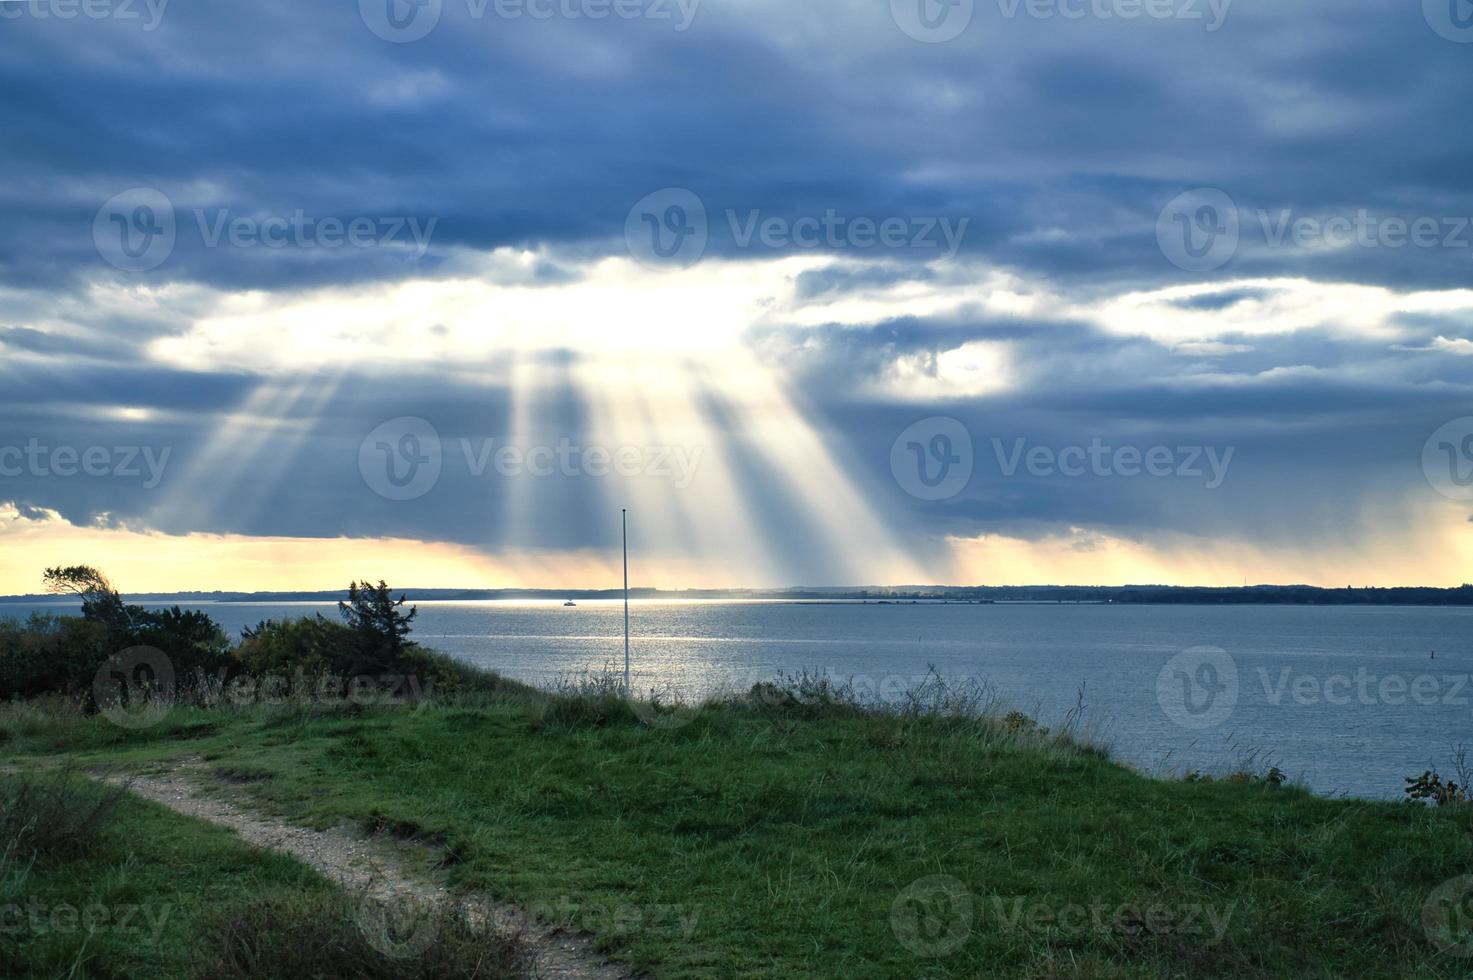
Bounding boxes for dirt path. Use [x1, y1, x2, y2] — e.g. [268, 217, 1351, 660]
[94, 768, 632, 980]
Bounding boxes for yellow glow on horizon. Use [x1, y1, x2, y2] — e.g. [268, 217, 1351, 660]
[5, 500, 1473, 595]
[946, 504, 1473, 589]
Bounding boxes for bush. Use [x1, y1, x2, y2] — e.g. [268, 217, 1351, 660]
[208, 892, 528, 979]
[236, 616, 361, 677]
[28, 565, 234, 697]
[409, 649, 538, 700]
[131, 606, 232, 676]
[0, 607, 234, 706]
[0, 772, 126, 861]
[744, 670, 867, 720]
[7, 568, 521, 712]
[1405, 769, 1468, 806]
[0, 614, 110, 700]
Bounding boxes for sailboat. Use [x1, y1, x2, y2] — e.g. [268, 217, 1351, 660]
[564, 599, 576, 607]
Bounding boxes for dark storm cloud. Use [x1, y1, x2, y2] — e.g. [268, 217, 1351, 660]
[758, 307, 1473, 548]
[3, 0, 1473, 572]
[1166, 288, 1284, 312]
[1, 0, 1470, 293]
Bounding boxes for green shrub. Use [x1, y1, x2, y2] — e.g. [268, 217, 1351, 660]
[0, 614, 110, 700]
[236, 616, 360, 677]
[0, 772, 126, 861]
[1406, 769, 1468, 806]
[207, 892, 528, 979]
[131, 606, 232, 675]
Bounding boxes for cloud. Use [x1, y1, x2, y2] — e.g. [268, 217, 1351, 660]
[1392, 336, 1473, 356]
[5, 1, 1473, 586]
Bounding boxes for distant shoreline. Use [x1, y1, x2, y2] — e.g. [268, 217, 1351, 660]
[3, 584, 1472, 606]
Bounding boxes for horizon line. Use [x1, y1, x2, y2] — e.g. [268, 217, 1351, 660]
[4, 582, 1472, 602]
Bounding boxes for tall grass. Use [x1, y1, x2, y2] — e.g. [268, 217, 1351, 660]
[209, 892, 528, 979]
[0, 771, 127, 861]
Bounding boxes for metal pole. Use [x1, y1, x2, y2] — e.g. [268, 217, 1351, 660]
[623, 508, 630, 696]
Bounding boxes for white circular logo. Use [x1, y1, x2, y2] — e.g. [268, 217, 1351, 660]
[1156, 646, 1238, 730]
[356, 894, 440, 959]
[360, 417, 442, 501]
[891, 417, 973, 501]
[94, 188, 176, 272]
[1422, 417, 1473, 501]
[890, 875, 973, 957]
[625, 188, 708, 269]
[1423, 875, 1473, 956]
[625, 687, 702, 731]
[359, 0, 442, 42]
[890, 0, 974, 43]
[1157, 188, 1239, 272]
[1424, 0, 1473, 42]
[92, 646, 174, 729]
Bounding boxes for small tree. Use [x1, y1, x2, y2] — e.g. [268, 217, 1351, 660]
[43, 565, 130, 630]
[338, 581, 418, 673]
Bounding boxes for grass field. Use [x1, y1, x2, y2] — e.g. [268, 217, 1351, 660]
[5, 671, 1473, 979]
[0, 766, 532, 979]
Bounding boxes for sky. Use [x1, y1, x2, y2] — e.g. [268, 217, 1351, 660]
[3, 0, 1473, 593]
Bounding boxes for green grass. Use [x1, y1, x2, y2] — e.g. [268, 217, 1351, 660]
[0, 768, 526, 979]
[0, 770, 335, 979]
[5, 681, 1473, 979]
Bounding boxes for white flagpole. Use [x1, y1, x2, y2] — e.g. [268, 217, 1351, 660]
[623, 508, 630, 696]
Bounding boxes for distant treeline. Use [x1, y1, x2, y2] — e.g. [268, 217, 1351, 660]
[8, 585, 1473, 606]
[965, 585, 1473, 606]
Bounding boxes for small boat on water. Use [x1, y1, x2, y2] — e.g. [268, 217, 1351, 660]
[564, 600, 576, 607]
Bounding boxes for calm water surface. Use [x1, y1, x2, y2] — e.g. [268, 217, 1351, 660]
[6, 599, 1469, 799]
